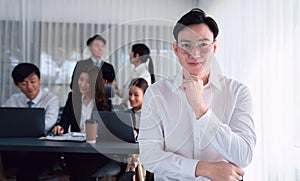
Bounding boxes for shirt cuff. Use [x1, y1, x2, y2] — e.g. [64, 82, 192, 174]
[181, 158, 199, 178]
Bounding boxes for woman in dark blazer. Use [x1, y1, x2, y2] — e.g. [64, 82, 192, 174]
[52, 66, 111, 134]
[51, 66, 112, 181]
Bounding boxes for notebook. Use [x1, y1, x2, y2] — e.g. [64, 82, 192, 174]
[39, 132, 86, 142]
[92, 111, 137, 143]
[0, 107, 45, 137]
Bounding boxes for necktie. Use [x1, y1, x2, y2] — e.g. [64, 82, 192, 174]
[94, 61, 102, 67]
[27, 101, 34, 108]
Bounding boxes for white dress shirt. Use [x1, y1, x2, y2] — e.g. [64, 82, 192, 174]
[120, 63, 151, 106]
[91, 57, 104, 67]
[79, 96, 95, 131]
[138, 60, 256, 181]
[2, 89, 60, 133]
[134, 109, 141, 130]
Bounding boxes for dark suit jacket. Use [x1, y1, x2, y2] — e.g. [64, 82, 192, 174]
[70, 58, 116, 89]
[58, 91, 112, 133]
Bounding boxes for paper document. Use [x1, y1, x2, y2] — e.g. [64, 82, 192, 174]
[39, 132, 86, 142]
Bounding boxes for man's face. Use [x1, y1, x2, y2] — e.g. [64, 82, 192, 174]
[129, 51, 140, 66]
[88, 39, 105, 60]
[16, 73, 40, 100]
[173, 23, 217, 78]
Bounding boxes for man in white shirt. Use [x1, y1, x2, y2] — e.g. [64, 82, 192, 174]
[2, 63, 59, 133]
[1, 63, 59, 180]
[138, 8, 256, 181]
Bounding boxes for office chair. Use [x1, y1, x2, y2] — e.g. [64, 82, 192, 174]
[112, 104, 126, 112]
[90, 85, 121, 180]
[91, 160, 121, 181]
[105, 85, 115, 99]
[125, 154, 145, 181]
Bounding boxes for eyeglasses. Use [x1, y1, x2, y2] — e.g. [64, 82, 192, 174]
[177, 40, 214, 54]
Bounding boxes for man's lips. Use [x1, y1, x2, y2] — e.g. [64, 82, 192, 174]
[188, 62, 201, 66]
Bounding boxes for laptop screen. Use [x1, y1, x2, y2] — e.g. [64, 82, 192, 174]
[0, 107, 45, 137]
[92, 111, 137, 143]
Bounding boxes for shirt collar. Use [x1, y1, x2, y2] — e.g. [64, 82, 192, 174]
[133, 63, 147, 73]
[81, 95, 95, 105]
[173, 56, 222, 91]
[91, 57, 104, 64]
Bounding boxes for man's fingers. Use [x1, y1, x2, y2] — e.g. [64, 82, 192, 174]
[234, 166, 244, 181]
[235, 167, 245, 176]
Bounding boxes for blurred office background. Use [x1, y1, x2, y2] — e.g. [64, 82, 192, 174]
[0, 0, 300, 180]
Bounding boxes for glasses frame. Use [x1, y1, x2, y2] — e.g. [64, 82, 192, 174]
[177, 39, 214, 54]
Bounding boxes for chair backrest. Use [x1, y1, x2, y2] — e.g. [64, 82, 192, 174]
[56, 107, 64, 123]
[104, 85, 115, 98]
[112, 104, 126, 112]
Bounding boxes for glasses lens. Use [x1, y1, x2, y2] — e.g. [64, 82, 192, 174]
[177, 42, 192, 54]
[197, 40, 212, 53]
[177, 40, 213, 54]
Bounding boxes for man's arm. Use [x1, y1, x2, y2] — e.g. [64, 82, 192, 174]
[138, 87, 199, 179]
[195, 85, 256, 168]
[44, 94, 60, 133]
[195, 161, 244, 180]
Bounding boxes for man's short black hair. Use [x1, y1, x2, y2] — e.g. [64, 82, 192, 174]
[173, 8, 219, 42]
[86, 34, 106, 46]
[11, 63, 40, 84]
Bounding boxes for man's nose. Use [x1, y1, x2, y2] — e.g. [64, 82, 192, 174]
[189, 45, 201, 59]
[26, 83, 33, 90]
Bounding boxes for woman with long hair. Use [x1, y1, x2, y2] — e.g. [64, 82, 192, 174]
[52, 66, 110, 134]
[51, 66, 112, 181]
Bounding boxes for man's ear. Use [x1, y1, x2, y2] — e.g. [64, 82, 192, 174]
[134, 53, 140, 58]
[173, 42, 179, 56]
[213, 39, 217, 54]
[14, 82, 19, 88]
[87, 46, 92, 52]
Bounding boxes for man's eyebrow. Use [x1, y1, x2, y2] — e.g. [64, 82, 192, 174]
[29, 76, 36, 80]
[28, 73, 37, 79]
[198, 38, 212, 41]
[178, 40, 192, 43]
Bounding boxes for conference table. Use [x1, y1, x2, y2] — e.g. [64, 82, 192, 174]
[0, 137, 139, 161]
[0, 137, 140, 179]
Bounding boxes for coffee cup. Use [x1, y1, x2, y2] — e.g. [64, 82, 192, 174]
[85, 119, 98, 144]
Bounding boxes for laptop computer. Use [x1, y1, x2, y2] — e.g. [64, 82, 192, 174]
[92, 111, 137, 143]
[0, 107, 45, 137]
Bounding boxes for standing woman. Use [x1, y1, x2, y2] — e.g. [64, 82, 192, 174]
[119, 43, 155, 107]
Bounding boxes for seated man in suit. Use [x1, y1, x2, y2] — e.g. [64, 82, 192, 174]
[70, 34, 116, 90]
[1, 63, 59, 181]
